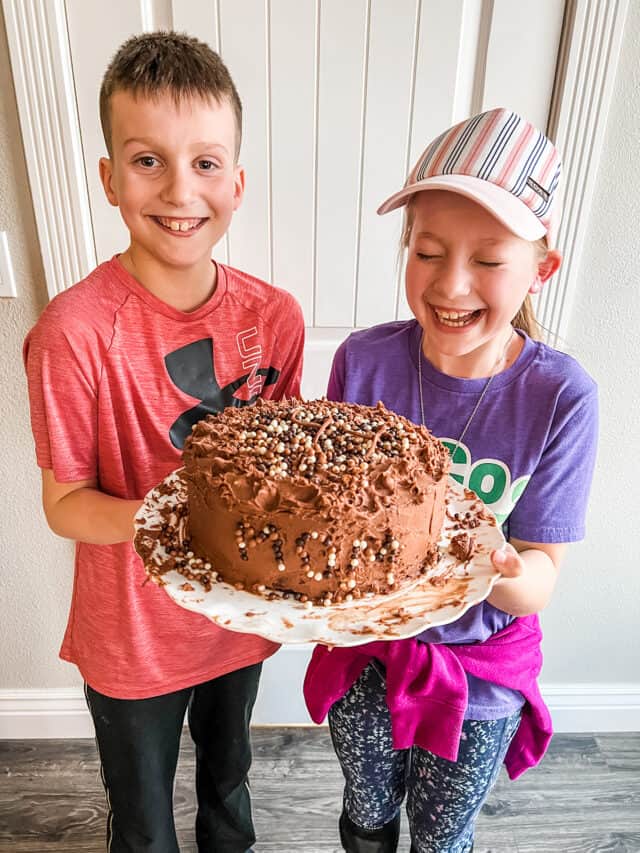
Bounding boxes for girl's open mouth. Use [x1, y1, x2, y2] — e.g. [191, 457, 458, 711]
[432, 307, 483, 328]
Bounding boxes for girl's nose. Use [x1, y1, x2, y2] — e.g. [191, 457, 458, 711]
[433, 260, 472, 300]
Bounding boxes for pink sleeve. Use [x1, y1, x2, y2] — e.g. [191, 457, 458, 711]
[23, 317, 100, 482]
[273, 294, 305, 399]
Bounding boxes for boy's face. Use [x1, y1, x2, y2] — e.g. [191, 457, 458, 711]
[99, 90, 244, 275]
[405, 191, 560, 373]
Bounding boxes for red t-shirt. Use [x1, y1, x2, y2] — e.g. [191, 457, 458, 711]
[24, 257, 304, 698]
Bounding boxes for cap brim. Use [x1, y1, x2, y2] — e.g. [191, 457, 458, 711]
[377, 174, 546, 241]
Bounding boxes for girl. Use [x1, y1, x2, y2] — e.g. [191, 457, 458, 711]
[304, 108, 598, 853]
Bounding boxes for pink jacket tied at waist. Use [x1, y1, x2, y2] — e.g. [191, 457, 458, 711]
[303, 615, 552, 780]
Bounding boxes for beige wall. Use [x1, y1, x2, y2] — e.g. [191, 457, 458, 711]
[0, 1, 638, 700]
[540, 0, 640, 683]
[0, 7, 78, 689]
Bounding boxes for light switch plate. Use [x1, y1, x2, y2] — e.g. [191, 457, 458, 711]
[0, 231, 18, 297]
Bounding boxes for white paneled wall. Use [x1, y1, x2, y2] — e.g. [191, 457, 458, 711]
[64, 0, 563, 347]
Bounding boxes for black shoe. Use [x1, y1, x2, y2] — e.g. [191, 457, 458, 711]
[339, 810, 400, 853]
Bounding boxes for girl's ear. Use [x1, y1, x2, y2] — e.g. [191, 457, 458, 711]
[530, 249, 562, 294]
[538, 249, 562, 282]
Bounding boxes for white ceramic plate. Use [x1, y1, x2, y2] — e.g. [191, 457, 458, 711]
[134, 470, 503, 646]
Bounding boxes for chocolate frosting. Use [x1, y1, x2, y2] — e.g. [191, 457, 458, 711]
[183, 399, 451, 605]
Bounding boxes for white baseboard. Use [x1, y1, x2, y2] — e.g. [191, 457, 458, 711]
[2, 649, 639, 739]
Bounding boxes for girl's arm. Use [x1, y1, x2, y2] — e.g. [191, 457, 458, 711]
[486, 539, 567, 616]
[41, 469, 142, 545]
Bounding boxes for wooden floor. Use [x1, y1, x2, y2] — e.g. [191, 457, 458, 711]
[1, 728, 639, 852]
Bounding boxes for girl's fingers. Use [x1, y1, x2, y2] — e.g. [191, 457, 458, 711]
[491, 546, 524, 578]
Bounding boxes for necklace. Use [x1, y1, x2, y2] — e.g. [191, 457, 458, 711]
[417, 327, 514, 460]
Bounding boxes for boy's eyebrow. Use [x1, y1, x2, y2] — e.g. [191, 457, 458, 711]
[121, 137, 230, 152]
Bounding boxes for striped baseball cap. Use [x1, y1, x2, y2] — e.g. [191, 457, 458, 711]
[377, 107, 562, 245]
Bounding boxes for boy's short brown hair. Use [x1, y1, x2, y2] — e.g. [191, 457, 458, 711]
[99, 31, 242, 159]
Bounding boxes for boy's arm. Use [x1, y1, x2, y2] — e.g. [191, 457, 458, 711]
[42, 469, 142, 545]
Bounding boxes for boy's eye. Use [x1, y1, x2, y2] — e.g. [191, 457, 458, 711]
[136, 156, 159, 168]
[197, 159, 218, 171]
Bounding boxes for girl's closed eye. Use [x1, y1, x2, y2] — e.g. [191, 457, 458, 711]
[476, 259, 504, 267]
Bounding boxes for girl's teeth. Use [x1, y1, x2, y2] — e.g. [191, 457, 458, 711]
[434, 309, 477, 327]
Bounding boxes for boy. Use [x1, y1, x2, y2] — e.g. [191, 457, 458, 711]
[23, 31, 304, 853]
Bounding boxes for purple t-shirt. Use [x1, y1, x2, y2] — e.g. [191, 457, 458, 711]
[327, 319, 598, 719]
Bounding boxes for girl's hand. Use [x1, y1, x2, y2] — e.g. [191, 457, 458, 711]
[490, 543, 525, 578]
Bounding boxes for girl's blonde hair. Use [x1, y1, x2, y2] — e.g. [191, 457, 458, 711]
[401, 200, 548, 340]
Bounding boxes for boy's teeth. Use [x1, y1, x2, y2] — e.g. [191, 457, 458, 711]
[158, 217, 201, 232]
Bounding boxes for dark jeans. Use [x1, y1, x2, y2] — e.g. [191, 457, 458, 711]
[85, 662, 262, 853]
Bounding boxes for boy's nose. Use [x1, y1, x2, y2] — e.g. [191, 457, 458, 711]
[159, 166, 195, 207]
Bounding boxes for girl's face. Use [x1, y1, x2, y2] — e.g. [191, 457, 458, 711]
[405, 190, 559, 377]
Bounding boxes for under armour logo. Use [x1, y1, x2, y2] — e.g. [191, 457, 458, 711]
[165, 338, 280, 448]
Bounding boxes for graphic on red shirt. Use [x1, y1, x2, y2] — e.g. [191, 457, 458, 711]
[165, 336, 280, 448]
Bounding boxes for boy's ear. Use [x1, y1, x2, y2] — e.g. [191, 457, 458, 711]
[530, 249, 562, 293]
[232, 165, 245, 211]
[99, 157, 119, 207]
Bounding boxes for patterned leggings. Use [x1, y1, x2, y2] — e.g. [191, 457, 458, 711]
[328, 663, 521, 853]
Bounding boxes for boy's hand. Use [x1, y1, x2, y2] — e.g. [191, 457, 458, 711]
[490, 543, 525, 578]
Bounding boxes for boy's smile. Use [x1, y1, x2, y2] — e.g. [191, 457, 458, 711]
[99, 90, 244, 307]
[405, 191, 560, 377]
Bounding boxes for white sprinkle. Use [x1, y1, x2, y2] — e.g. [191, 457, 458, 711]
[314, 572, 323, 581]
[277, 562, 286, 572]
[347, 579, 357, 589]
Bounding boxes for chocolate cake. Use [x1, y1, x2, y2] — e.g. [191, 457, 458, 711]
[181, 399, 451, 606]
